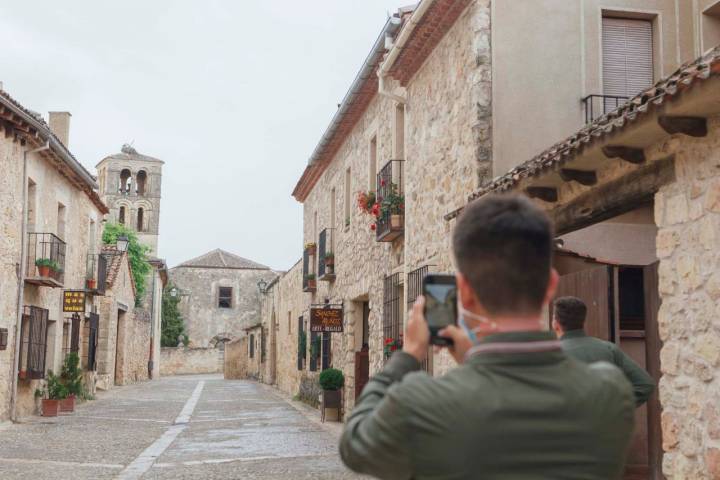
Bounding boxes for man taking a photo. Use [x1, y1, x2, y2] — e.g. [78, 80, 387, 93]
[553, 296, 655, 406]
[339, 194, 635, 479]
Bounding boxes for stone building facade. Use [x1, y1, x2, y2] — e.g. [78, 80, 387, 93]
[96, 145, 163, 256]
[0, 89, 109, 420]
[166, 249, 277, 373]
[251, 1, 720, 478]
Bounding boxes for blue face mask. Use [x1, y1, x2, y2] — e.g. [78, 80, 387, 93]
[456, 288, 496, 345]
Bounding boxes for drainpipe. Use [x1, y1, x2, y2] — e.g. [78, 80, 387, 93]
[10, 141, 50, 422]
[377, 0, 436, 104]
[148, 269, 157, 379]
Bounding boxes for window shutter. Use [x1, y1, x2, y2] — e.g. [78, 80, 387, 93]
[602, 18, 653, 98]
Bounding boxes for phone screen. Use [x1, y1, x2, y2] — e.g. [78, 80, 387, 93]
[424, 282, 457, 329]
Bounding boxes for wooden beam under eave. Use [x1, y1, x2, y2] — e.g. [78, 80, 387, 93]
[526, 186, 558, 203]
[602, 146, 646, 164]
[658, 115, 707, 137]
[559, 169, 598, 186]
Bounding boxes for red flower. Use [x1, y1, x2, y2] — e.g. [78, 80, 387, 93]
[385, 338, 393, 345]
[380, 179, 386, 187]
[370, 223, 377, 231]
[371, 203, 380, 217]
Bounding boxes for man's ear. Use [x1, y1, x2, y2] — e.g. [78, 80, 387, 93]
[456, 272, 478, 311]
[544, 269, 560, 306]
[551, 318, 562, 337]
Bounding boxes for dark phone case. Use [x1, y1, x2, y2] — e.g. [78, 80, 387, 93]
[423, 274, 457, 346]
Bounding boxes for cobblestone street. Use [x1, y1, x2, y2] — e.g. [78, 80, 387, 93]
[0, 375, 363, 479]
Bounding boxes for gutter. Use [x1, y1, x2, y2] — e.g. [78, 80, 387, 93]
[304, 14, 403, 168]
[0, 96, 98, 190]
[377, 0, 437, 103]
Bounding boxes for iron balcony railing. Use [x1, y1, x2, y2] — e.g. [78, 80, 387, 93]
[26, 233, 66, 287]
[382, 273, 403, 362]
[376, 159, 404, 242]
[318, 228, 335, 281]
[85, 253, 108, 295]
[582, 94, 629, 124]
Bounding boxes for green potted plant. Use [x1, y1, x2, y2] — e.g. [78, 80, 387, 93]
[35, 258, 53, 277]
[305, 273, 317, 290]
[304, 242, 317, 256]
[59, 352, 83, 413]
[319, 368, 344, 422]
[380, 183, 405, 230]
[324, 252, 335, 267]
[41, 371, 68, 417]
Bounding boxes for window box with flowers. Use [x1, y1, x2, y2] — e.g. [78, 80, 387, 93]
[303, 273, 317, 292]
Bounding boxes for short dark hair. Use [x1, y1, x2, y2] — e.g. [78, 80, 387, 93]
[554, 296, 587, 331]
[452, 194, 553, 316]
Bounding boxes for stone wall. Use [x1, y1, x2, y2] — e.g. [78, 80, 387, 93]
[160, 346, 222, 376]
[224, 338, 248, 379]
[169, 266, 276, 348]
[1, 138, 105, 419]
[653, 117, 720, 478]
[114, 308, 151, 385]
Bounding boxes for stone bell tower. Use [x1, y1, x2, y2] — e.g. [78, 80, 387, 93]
[96, 144, 164, 255]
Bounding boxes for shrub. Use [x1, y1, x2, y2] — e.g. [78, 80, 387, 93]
[46, 371, 68, 400]
[319, 368, 344, 391]
[60, 352, 83, 397]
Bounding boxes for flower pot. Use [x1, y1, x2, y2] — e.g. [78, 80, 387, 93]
[307, 279, 317, 289]
[42, 399, 60, 417]
[325, 258, 335, 267]
[59, 394, 75, 413]
[38, 265, 51, 277]
[86, 279, 96, 290]
[391, 214, 404, 229]
[18, 370, 27, 380]
[321, 389, 342, 422]
[306, 245, 316, 256]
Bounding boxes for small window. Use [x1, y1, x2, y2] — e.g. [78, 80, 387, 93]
[57, 203, 66, 240]
[344, 167, 351, 227]
[0, 328, 8, 350]
[368, 136, 377, 190]
[137, 207, 144, 232]
[119, 169, 132, 193]
[118, 206, 126, 225]
[394, 104, 405, 160]
[136, 170, 147, 196]
[218, 287, 233, 308]
[249, 334, 255, 358]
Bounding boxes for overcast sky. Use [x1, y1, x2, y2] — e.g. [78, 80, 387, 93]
[0, 1, 403, 270]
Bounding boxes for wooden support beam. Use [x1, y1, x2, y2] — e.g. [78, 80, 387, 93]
[551, 155, 675, 235]
[602, 146, 646, 164]
[658, 115, 707, 137]
[559, 169, 598, 186]
[526, 186, 558, 203]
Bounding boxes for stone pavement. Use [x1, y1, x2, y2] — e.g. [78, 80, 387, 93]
[0, 374, 367, 479]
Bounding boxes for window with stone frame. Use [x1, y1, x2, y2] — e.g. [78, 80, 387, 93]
[249, 334, 255, 358]
[218, 287, 233, 309]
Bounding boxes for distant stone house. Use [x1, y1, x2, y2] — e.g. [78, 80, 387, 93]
[167, 249, 277, 375]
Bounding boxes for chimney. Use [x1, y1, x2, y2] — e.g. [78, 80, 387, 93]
[48, 111, 71, 148]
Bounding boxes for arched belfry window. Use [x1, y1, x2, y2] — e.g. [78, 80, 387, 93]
[136, 170, 147, 196]
[119, 169, 132, 193]
[119, 206, 126, 224]
[137, 207, 144, 232]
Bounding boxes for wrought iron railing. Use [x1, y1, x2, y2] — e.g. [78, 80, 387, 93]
[318, 228, 335, 280]
[407, 265, 434, 373]
[382, 273, 403, 362]
[26, 233, 66, 286]
[582, 94, 629, 124]
[376, 160, 404, 242]
[85, 253, 108, 295]
[302, 247, 316, 292]
[18, 305, 49, 380]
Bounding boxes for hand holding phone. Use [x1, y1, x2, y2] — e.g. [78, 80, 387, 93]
[422, 274, 458, 346]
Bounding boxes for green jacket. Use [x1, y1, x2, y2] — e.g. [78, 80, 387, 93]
[340, 331, 635, 480]
[560, 329, 655, 407]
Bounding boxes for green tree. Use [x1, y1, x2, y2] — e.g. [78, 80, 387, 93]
[102, 223, 151, 305]
[161, 283, 187, 347]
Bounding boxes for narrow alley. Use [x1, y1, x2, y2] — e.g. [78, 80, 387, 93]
[0, 375, 362, 480]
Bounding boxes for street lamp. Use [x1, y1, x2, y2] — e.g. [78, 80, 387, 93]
[257, 278, 268, 294]
[116, 235, 129, 253]
[169, 287, 178, 298]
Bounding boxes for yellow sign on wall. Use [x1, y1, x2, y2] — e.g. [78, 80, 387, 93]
[63, 290, 86, 313]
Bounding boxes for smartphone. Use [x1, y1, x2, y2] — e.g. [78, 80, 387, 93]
[422, 274, 458, 346]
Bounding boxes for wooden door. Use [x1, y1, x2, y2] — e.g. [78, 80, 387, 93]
[555, 265, 613, 340]
[354, 348, 369, 399]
